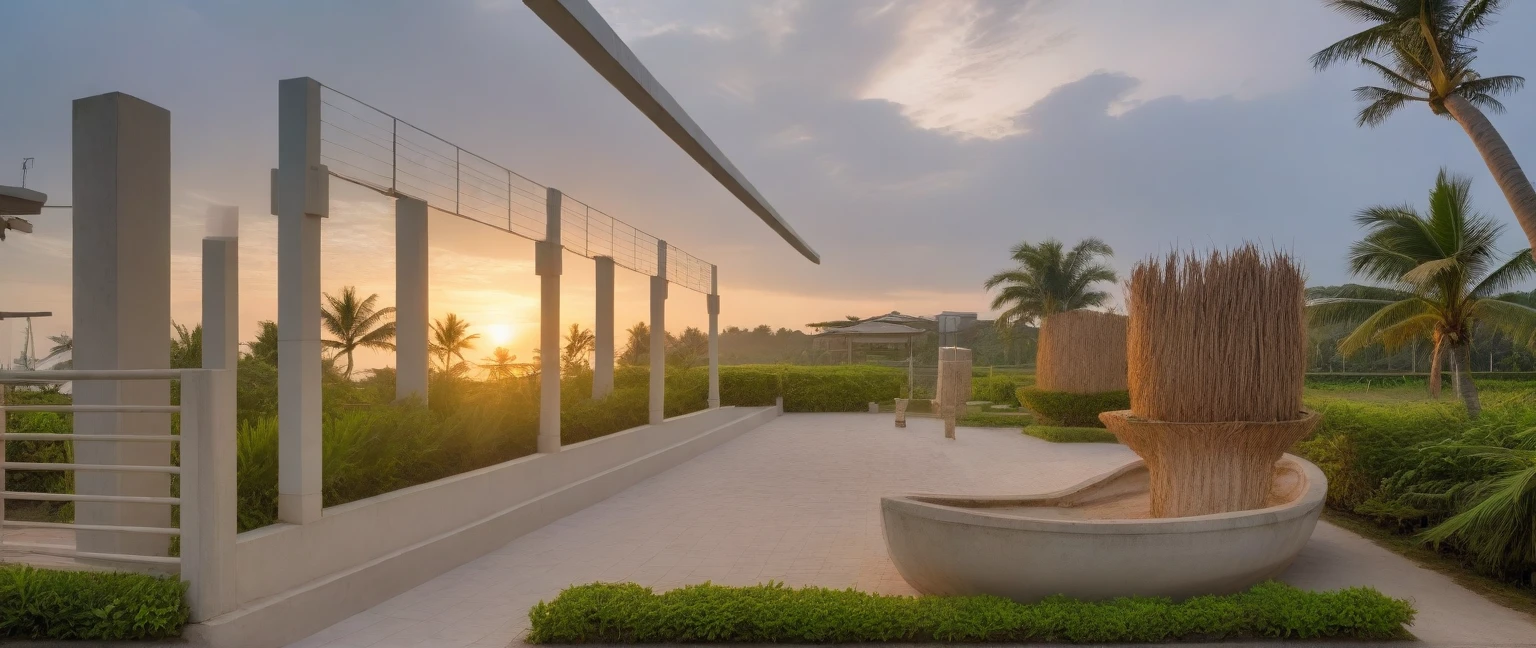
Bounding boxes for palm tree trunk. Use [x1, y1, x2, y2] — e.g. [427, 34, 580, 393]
[1443, 95, 1536, 260]
[1428, 337, 1445, 399]
[1450, 342, 1482, 419]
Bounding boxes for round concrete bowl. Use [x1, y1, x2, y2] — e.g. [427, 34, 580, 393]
[880, 454, 1326, 602]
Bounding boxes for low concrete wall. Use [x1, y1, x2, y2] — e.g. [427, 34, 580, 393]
[190, 405, 776, 648]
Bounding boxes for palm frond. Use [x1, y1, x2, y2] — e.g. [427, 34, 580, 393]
[1336, 297, 1435, 356]
[1353, 86, 1423, 127]
[1471, 250, 1536, 297]
[1360, 58, 1432, 93]
[1451, 0, 1504, 37]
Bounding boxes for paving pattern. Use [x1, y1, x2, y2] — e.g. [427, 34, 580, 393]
[285, 413, 1536, 648]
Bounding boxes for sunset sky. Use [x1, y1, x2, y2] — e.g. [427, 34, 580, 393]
[4, 0, 1536, 371]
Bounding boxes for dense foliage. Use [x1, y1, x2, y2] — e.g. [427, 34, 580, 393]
[0, 566, 187, 640]
[1016, 389, 1130, 427]
[526, 581, 1414, 644]
[1024, 425, 1119, 444]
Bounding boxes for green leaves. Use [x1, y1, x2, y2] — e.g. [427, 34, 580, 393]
[0, 566, 187, 640]
[525, 581, 1416, 644]
[1017, 388, 1129, 427]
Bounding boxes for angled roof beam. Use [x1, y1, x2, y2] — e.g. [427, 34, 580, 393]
[524, 0, 821, 264]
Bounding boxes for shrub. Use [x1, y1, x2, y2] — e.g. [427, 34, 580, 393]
[0, 566, 187, 640]
[971, 375, 1022, 406]
[525, 581, 1414, 644]
[1025, 425, 1119, 444]
[957, 411, 1033, 428]
[1017, 388, 1129, 428]
[1295, 399, 1467, 511]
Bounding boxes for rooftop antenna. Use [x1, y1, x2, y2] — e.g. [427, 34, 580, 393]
[21, 158, 33, 188]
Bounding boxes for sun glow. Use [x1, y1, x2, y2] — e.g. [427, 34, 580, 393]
[487, 323, 515, 346]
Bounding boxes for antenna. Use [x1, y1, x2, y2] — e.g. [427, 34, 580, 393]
[20, 158, 34, 188]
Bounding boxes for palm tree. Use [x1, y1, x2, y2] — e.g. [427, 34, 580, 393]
[562, 323, 595, 374]
[479, 347, 523, 380]
[321, 286, 396, 380]
[430, 313, 480, 374]
[619, 321, 650, 366]
[1308, 170, 1536, 418]
[984, 238, 1117, 331]
[246, 320, 279, 365]
[42, 333, 71, 369]
[1313, 0, 1536, 256]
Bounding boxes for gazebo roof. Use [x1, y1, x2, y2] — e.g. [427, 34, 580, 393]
[814, 321, 924, 337]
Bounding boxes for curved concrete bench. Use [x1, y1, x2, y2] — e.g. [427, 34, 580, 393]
[881, 454, 1326, 602]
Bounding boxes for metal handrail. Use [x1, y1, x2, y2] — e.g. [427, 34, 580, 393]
[2, 462, 180, 475]
[2, 404, 180, 413]
[0, 433, 179, 443]
[0, 369, 184, 382]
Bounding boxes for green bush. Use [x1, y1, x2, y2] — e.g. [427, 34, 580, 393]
[957, 411, 1033, 428]
[525, 581, 1414, 643]
[0, 566, 187, 640]
[1017, 389, 1130, 428]
[1024, 425, 1119, 444]
[1295, 400, 1468, 511]
[971, 375, 1023, 406]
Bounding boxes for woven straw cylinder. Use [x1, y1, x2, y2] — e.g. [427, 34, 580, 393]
[1100, 410, 1319, 517]
[1035, 310, 1127, 394]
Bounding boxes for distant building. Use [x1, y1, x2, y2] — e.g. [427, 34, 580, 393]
[937, 311, 978, 348]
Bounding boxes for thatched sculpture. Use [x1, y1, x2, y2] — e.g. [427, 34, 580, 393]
[1099, 246, 1317, 518]
[935, 347, 973, 439]
[1036, 310, 1128, 394]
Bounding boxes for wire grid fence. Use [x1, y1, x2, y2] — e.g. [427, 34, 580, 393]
[317, 83, 713, 293]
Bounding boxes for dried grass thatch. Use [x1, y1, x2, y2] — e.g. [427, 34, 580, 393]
[1126, 245, 1307, 423]
[1035, 310, 1128, 394]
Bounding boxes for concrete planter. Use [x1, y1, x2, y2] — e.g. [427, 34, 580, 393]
[880, 454, 1325, 602]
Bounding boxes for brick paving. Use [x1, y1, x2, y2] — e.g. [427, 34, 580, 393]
[285, 413, 1536, 648]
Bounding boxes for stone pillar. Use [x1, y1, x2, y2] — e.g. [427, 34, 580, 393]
[180, 368, 237, 622]
[537, 188, 563, 453]
[593, 255, 615, 399]
[395, 195, 429, 403]
[72, 91, 172, 556]
[273, 77, 328, 524]
[936, 347, 973, 440]
[649, 240, 667, 424]
[202, 206, 239, 371]
[707, 265, 720, 409]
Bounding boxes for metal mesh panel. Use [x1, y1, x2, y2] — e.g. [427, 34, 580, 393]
[316, 82, 712, 291]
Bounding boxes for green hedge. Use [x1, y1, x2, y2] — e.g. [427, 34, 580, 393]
[714, 365, 906, 412]
[526, 581, 1414, 643]
[971, 375, 1024, 406]
[1024, 425, 1119, 444]
[0, 566, 187, 640]
[1017, 388, 1130, 427]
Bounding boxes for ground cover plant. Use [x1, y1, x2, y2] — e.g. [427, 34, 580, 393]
[525, 581, 1415, 644]
[0, 566, 188, 640]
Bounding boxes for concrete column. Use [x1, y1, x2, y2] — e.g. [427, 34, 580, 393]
[395, 196, 429, 403]
[593, 255, 615, 399]
[649, 240, 668, 425]
[72, 91, 172, 556]
[180, 369, 237, 622]
[707, 265, 720, 409]
[202, 206, 238, 371]
[537, 188, 563, 453]
[273, 77, 328, 524]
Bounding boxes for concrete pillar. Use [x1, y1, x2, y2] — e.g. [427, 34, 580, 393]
[72, 91, 172, 556]
[395, 195, 429, 403]
[537, 188, 563, 453]
[707, 265, 720, 409]
[650, 241, 668, 424]
[180, 368, 237, 622]
[202, 206, 239, 371]
[593, 255, 615, 399]
[273, 77, 328, 524]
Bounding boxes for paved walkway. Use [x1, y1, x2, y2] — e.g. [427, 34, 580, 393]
[286, 414, 1536, 648]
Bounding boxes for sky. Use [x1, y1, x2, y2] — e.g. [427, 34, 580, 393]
[3, 0, 1536, 371]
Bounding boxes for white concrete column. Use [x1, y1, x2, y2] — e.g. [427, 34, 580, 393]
[72, 91, 172, 556]
[202, 206, 239, 371]
[537, 188, 563, 453]
[649, 240, 668, 424]
[273, 77, 328, 524]
[707, 265, 720, 409]
[180, 368, 237, 622]
[395, 195, 429, 403]
[593, 255, 615, 399]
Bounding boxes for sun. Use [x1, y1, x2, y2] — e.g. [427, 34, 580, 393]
[486, 323, 515, 347]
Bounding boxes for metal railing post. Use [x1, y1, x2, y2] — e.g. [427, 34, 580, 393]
[180, 369, 237, 622]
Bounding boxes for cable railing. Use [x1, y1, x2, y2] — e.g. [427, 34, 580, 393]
[317, 83, 715, 293]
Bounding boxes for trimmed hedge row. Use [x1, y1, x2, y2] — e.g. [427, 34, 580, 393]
[526, 581, 1415, 643]
[1024, 425, 1120, 444]
[0, 566, 187, 640]
[1017, 388, 1130, 427]
[714, 365, 907, 412]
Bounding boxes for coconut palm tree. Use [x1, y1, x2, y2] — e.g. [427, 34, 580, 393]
[42, 333, 71, 369]
[321, 286, 396, 380]
[479, 347, 524, 380]
[561, 323, 595, 374]
[1313, 0, 1536, 256]
[246, 320, 279, 365]
[984, 238, 1116, 331]
[1308, 170, 1536, 418]
[429, 313, 479, 375]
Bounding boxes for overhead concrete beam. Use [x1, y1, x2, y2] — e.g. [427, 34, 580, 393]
[523, 0, 821, 265]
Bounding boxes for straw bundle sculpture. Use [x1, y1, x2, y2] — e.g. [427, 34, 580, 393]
[1125, 245, 1307, 423]
[1102, 245, 1318, 518]
[1035, 310, 1128, 394]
